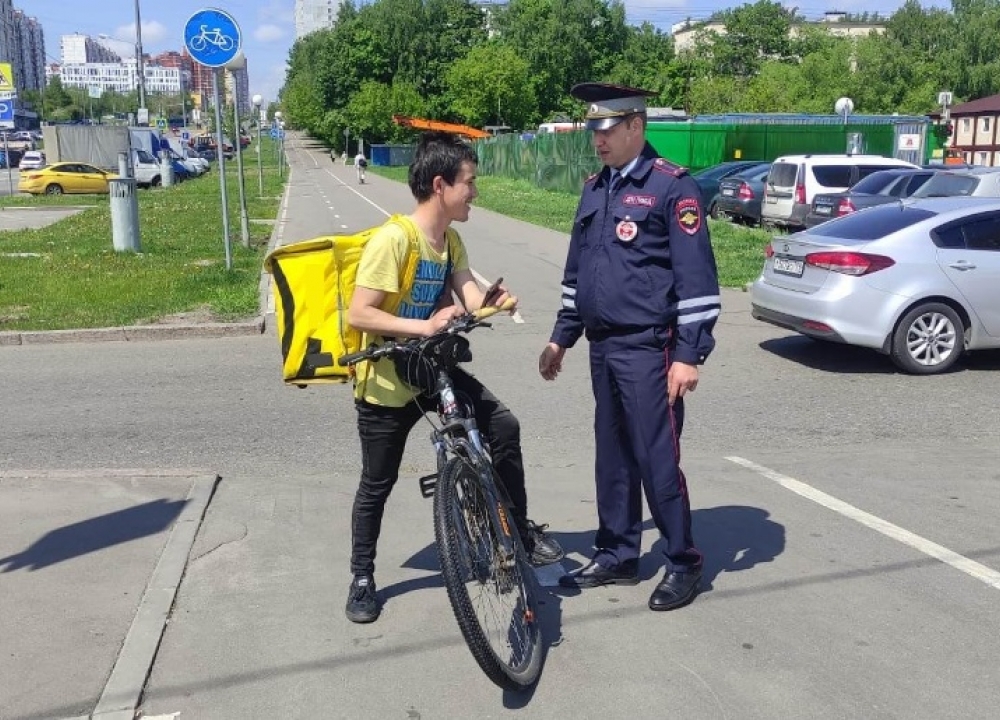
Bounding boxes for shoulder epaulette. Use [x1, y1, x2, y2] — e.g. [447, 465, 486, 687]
[652, 157, 687, 177]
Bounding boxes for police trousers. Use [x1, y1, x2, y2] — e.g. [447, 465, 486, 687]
[349, 368, 528, 576]
[587, 327, 701, 573]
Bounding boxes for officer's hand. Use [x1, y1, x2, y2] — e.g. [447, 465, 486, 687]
[422, 305, 465, 336]
[667, 361, 699, 405]
[539, 343, 566, 381]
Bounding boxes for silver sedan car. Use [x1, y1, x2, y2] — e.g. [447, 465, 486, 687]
[750, 197, 1000, 374]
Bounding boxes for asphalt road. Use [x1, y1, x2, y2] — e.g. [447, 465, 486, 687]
[2, 132, 999, 720]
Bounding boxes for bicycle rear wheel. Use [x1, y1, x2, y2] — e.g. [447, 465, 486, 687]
[433, 456, 543, 690]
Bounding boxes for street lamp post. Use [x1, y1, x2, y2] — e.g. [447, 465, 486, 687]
[134, 0, 147, 112]
[225, 52, 250, 248]
[252, 93, 263, 196]
[274, 111, 284, 177]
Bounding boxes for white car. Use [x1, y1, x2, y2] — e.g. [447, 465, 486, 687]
[18, 151, 46, 171]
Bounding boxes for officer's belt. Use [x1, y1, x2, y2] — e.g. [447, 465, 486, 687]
[585, 325, 673, 342]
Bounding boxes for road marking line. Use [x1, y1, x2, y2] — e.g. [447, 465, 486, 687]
[726, 456, 1000, 591]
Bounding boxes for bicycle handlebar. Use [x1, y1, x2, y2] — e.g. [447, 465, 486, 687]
[338, 297, 517, 367]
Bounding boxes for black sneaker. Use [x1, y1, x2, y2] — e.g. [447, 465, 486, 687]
[524, 520, 565, 567]
[345, 575, 380, 624]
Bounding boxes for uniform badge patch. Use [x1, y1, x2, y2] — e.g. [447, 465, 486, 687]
[616, 220, 638, 242]
[623, 193, 656, 208]
[676, 197, 702, 235]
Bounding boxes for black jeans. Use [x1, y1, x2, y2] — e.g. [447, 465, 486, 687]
[350, 368, 529, 576]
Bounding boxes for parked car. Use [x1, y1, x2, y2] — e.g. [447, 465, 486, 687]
[750, 197, 1000, 374]
[18, 151, 46, 171]
[803, 168, 936, 228]
[692, 161, 770, 217]
[910, 167, 1000, 199]
[18, 162, 118, 195]
[761, 154, 919, 232]
[715, 163, 772, 226]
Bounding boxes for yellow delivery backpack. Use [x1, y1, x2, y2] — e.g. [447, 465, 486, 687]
[263, 215, 422, 385]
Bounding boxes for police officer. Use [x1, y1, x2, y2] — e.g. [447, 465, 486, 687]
[538, 83, 720, 611]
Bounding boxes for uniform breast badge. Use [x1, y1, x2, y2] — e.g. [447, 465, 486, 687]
[616, 219, 638, 242]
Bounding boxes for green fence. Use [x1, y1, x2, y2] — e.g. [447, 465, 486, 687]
[477, 121, 933, 195]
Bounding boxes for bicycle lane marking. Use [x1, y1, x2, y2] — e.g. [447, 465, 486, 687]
[726, 456, 1000, 591]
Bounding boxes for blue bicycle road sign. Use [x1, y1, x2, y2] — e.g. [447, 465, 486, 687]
[184, 8, 242, 67]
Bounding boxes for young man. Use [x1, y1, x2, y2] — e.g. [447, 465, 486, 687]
[539, 83, 720, 612]
[345, 132, 563, 624]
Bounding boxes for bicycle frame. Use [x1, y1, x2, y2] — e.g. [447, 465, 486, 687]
[423, 367, 520, 568]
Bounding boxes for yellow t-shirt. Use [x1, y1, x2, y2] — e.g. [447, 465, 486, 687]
[353, 221, 470, 407]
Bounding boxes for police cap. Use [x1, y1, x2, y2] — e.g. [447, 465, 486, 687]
[571, 82, 656, 131]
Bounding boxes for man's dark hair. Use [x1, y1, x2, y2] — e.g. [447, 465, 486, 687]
[408, 132, 478, 202]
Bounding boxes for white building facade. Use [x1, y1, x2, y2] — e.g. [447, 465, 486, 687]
[49, 60, 182, 95]
[61, 33, 121, 65]
[295, 0, 338, 38]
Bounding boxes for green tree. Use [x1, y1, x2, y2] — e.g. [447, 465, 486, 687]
[445, 43, 536, 128]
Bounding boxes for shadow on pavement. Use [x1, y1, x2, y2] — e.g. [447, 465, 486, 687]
[549, 504, 786, 590]
[0, 497, 188, 573]
[758, 336, 898, 374]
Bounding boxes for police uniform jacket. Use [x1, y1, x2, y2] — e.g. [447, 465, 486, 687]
[550, 142, 721, 365]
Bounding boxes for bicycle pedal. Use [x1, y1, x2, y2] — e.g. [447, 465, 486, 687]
[418, 473, 437, 498]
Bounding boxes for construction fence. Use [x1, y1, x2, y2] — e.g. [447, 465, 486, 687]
[475, 118, 935, 195]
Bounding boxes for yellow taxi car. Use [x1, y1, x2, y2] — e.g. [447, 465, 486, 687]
[18, 162, 118, 195]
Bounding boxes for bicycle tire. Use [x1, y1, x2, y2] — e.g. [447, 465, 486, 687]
[190, 36, 206, 52]
[433, 456, 543, 690]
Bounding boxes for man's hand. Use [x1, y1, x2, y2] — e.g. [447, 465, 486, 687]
[422, 305, 465, 336]
[482, 283, 518, 315]
[539, 343, 566, 381]
[667, 361, 699, 405]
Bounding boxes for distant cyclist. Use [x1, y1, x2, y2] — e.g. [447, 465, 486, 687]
[354, 151, 368, 183]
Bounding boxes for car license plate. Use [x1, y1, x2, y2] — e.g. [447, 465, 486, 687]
[722, 188, 735, 196]
[816, 205, 831, 215]
[773, 257, 804, 277]
[765, 195, 777, 204]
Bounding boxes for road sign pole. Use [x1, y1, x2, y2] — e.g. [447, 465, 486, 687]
[212, 69, 232, 270]
[184, 6, 242, 271]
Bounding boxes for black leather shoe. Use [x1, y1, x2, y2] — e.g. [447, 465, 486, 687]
[558, 559, 639, 589]
[648, 569, 701, 611]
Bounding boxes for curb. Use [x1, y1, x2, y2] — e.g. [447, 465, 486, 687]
[0, 318, 266, 346]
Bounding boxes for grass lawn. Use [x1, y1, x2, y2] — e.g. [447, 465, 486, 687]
[0, 142, 284, 332]
[372, 165, 769, 288]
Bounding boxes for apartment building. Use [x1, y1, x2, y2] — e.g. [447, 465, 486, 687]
[672, 11, 886, 53]
[49, 60, 182, 95]
[295, 0, 339, 38]
[61, 33, 121, 64]
[12, 10, 45, 91]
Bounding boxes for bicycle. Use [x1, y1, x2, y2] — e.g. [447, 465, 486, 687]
[190, 25, 236, 53]
[338, 299, 544, 691]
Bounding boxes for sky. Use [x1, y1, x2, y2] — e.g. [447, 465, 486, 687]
[21, 0, 950, 107]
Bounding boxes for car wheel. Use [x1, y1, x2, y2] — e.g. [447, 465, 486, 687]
[45, 183, 63, 195]
[151, 176, 161, 187]
[709, 201, 721, 220]
[890, 302, 964, 375]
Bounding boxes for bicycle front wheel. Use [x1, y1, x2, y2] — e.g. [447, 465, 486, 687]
[433, 456, 543, 690]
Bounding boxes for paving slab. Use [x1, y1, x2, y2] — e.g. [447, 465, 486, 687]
[0, 471, 216, 720]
